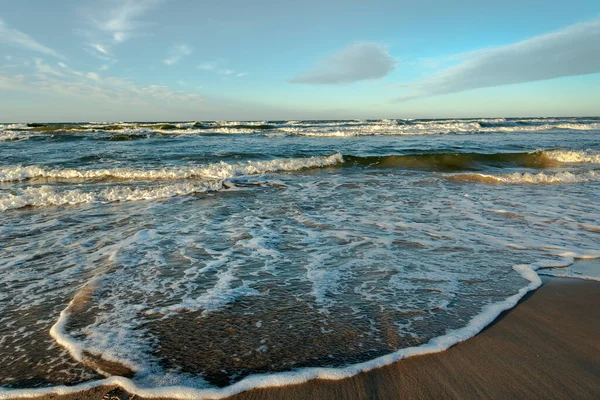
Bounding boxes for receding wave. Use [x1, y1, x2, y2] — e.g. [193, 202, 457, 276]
[448, 170, 600, 184]
[0, 154, 343, 183]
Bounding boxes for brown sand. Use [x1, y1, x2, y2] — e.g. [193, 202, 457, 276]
[14, 277, 600, 400]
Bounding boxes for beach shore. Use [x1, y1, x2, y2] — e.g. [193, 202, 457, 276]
[13, 277, 600, 400]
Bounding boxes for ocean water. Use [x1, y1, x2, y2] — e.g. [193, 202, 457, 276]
[0, 117, 599, 398]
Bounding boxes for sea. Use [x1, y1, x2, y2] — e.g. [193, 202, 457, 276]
[0, 117, 599, 398]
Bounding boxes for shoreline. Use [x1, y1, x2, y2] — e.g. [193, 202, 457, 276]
[4, 276, 599, 400]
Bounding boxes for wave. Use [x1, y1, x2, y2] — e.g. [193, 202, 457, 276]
[0, 182, 222, 212]
[344, 151, 549, 171]
[447, 170, 600, 184]
[280, 119, 600, 137]
[2, 150, 598, 186]
[542, 149, 600, 163]
[0, 154, 342, 211]
[343, 149, 599, 171]
[2, 118, 599, 139]
[0, 154, 343, 183]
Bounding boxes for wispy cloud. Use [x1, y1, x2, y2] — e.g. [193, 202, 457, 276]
[290, 42, 395, 85]
[91, 0, 165, 43]
[0, 19, 64, 59]
[34, 59, 66, 77]
[2, 58, 203, 106]
[197, 62, 217, 71]
[80, 0, 165, 63]
[196, 61, 247, 77]
[395, 18, 600, 101]
[93, 43, 111, 56]
[163, 44, 192, 66]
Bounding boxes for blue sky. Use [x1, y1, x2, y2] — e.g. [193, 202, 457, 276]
[1, 0, 599, 121]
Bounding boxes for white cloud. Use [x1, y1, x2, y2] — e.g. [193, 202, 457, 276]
[395, 18, 600, 101]
[93, 43, 111, 56]
[197, 62, 217, 71]
[81, 0, 165, 62]
[0, 19, 64, 59]
[93, 0, 165, 44]
[2, 61, 203, 106]
[197, 61, 247, 77]
[34, 59, 66, 77]
[163, 44, 192, 66]
[290, 42, 395, 84]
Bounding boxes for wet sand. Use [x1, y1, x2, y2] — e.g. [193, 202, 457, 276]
[12, 277, 600, 400]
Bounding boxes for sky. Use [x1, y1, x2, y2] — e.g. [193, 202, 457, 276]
[0, 0, 599, 121]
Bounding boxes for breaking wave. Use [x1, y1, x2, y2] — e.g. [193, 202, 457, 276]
[0, 182, 221, 212]
[2, 149, 599, 187]
[0, 154, 343, 183]
[343, 149, 600, 171]
[0, 154, 342, 211]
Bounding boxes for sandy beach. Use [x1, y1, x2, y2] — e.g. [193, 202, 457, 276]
[13, 276, 599, 400]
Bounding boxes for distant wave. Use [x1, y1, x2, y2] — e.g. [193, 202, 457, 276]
[2, 118, 600, 140]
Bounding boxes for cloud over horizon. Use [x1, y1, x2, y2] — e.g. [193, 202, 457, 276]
[0, 58, 203, 108]
[395, 18, 600, 101]
[290, 43, 395, 85]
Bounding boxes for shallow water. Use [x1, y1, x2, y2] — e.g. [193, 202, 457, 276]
[0, 118, 599, 396]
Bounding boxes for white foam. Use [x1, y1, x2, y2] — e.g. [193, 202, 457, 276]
[0, 182, 221, 211]
[0, 153, 343, 183]
[2, 119, 600, 139]
[541, 149, 600, 164]
[449, 170, 600, 184]
[0, 130, 32, 142]
[277, 120, 600, 137]
[148, 268, 262, 318]
[539, 270, 600, 281]
[0, 259, 545, 400]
